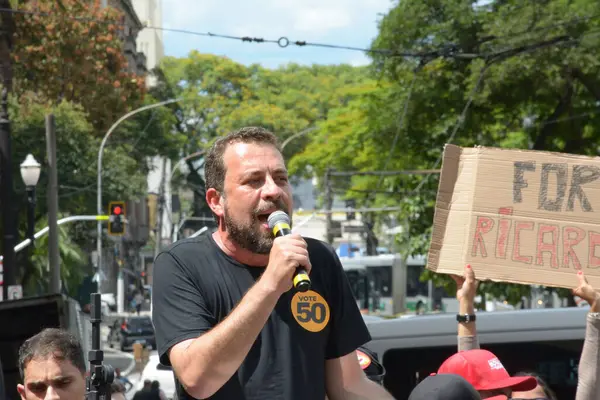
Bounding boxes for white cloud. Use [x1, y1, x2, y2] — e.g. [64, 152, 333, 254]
[292, 8, 352, 33]
[349, 55, 371, 67]
[162, 0, 220, 29]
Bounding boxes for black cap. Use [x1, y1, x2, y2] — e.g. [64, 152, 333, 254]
[408, 374, 481, 400]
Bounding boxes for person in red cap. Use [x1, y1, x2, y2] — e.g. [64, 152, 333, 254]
[451, 264, 600, 400]
[437, 348, 537, 399]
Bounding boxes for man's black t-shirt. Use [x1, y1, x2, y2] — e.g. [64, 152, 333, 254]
[152, 231, 371, 400]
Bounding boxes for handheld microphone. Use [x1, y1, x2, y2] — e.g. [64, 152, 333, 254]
[267, 210, 311, 292]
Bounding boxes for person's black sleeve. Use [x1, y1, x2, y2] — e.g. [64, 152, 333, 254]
[152, 251, 216, 366]
[323, 245, 372, 359]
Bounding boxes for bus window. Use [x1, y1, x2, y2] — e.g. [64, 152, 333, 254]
[406, 265, 428, 297]
[368, 266, 392, 297]
[381, 340, 582, 400]
[346, 270, 371, 310]
[346, 270, 365, 299]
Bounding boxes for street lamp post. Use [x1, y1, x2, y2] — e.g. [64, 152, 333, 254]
[20, 154, 41, 245]
[20, 154, 41, 299]
[169, 150, 206, 183]
[96, 98, 182, 294]
[281, 126, 316, 150]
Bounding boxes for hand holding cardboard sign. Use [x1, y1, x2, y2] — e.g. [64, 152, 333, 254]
[573, 271, 600, 313]
[452, 264, 479, 304]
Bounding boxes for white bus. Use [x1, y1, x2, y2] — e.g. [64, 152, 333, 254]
[363, 306, 586, 399]
[339, 254, 458, 316]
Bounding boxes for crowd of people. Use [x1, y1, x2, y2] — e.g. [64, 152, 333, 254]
[9, 266, 597, 400]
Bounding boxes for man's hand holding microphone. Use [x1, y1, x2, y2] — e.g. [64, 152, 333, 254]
[262, 211, 312, 295]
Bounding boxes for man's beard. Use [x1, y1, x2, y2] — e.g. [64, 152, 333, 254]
[223, 200, 292, 255]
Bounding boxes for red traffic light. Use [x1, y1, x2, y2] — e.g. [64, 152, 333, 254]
[108, 201, 126, 236]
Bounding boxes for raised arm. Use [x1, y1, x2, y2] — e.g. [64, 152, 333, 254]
[452, 264, 480, 352]
[573, 271, 600, 400]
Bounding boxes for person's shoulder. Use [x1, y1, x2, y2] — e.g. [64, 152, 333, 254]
[304, 237, 336, 255]
[160, 232, 215, 259]
[153, 232, 218, 274]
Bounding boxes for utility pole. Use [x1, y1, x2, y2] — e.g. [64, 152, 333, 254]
[46, 114, 60, 294]
[0, 1, 16, 301]
[0, 87, 15, 301]
[154, 157, 167, 260]
[324, 168, 333, 245]
[364, 214, 378, 256]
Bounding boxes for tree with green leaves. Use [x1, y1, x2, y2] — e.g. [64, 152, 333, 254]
[0, 0, 183, 295]
[11, 0, 146, 131]
[292, 0, 600, 304]
[152, 52, 373, 223]
[7, 97, 163, 293]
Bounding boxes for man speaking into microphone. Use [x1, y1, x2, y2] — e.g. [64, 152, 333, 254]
[152, 127, 394, 400]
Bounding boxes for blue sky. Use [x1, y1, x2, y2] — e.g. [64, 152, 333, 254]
[162, 0, 395, 68]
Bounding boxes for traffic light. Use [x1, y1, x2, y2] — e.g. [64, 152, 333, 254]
[108, 201, 126, 236]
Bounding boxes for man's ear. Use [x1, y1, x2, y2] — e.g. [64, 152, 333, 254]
[17, 383, 26, 400]
[206, 188, 224, 218]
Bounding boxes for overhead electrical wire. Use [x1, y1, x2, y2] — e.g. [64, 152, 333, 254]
[0, 7, 598, 61]
[407, 27, 600, 197]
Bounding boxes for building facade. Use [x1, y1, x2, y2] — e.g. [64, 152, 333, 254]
[107, 0, 147, 76]
[130, 0, 169, 295]
[131, 0, 164, 86]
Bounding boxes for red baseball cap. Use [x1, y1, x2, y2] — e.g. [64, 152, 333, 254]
[438, 350, 537, 394]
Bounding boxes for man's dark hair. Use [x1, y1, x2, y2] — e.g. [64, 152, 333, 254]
[514, 371, 557, 400]
[204, 127, 281, 221]
[18, 328, 86, 380]
[205, 127, 281, 193]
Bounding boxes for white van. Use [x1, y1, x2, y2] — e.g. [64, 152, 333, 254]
[363, 306, 587, 400]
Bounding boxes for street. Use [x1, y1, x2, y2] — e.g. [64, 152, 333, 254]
[104, 347, 135, 376]
[100, 321, 158, 397]
[121, 350, 160, 400]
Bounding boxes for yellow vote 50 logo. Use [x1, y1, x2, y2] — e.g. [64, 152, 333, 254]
[290, 290, 330, 332]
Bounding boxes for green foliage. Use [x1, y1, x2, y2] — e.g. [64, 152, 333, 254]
[6, 97, 159, 293]
[10, 97, 150, 218]
[0, 1, 185, 296]
[152, 52, 374, 191]
[23, 215, 89, 297]
[294, 0, 600, 304]
[11, 0, 147, 131]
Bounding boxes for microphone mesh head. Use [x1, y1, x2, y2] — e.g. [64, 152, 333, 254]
[267, 210, 290, 229]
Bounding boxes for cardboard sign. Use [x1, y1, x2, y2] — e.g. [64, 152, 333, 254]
[427, 144, 600, 289]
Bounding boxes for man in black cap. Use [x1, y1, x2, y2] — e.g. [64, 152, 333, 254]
[409, 374, 482, 400]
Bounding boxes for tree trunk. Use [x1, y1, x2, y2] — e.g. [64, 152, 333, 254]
[532, 78, 573, 150]
[572, 68, 600, 101]
[563, 107, 585, 154]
